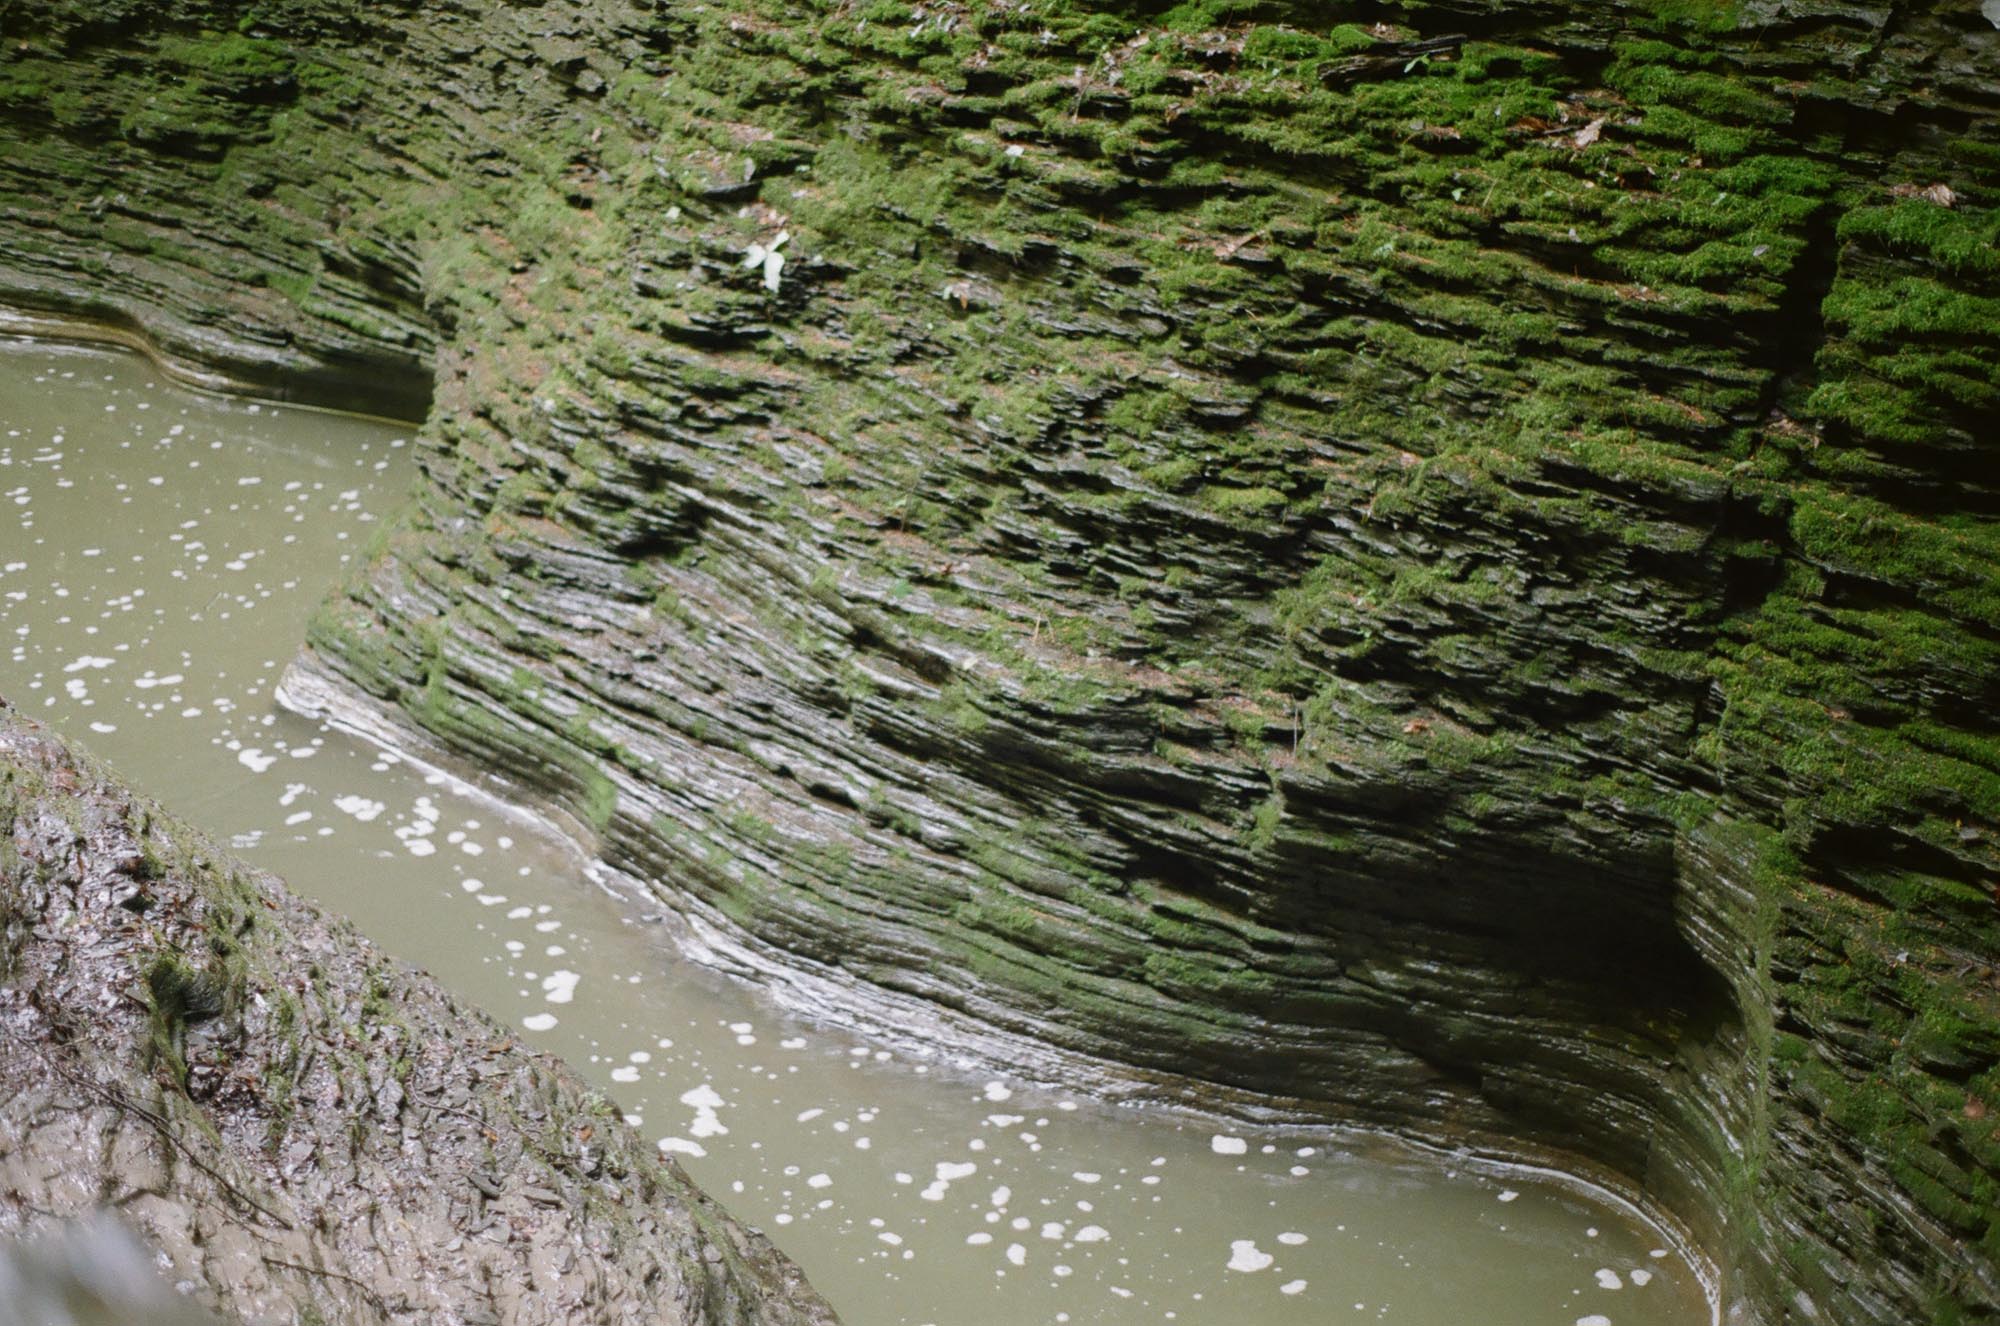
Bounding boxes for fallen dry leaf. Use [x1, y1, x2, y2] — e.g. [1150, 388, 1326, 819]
[1890, 181, 1957, 208]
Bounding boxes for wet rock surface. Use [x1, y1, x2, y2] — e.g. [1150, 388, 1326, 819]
[0, 699, 838, 1326]
[2, 0, 1998, 1322]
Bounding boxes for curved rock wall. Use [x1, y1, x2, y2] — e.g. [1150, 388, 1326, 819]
[3, 1, 1997, 1322]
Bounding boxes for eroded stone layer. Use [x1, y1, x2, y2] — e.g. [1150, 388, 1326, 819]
[3, 1, 1997, 1321]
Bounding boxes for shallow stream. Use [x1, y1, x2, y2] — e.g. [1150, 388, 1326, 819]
[0, 337, 1711, 1326]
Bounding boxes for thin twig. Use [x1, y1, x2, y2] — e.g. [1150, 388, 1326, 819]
[50, 1062, 295, 1231]
[260, 1255, 390, 1313]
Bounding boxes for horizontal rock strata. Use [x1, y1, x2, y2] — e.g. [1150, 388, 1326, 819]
[3, 0, 1997, 1321]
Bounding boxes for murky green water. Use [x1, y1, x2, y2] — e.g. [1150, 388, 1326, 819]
[0, 337, 1712, 1326]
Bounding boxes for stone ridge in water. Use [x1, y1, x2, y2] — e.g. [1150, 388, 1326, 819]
[1, 1, 1996, 1322]
[0, 698, 839, 1326]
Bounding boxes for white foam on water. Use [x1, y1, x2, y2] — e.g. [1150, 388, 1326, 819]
[1629, 1268, 1653, 1287]
[1211, 1135, 1247, 1156]
[1073, 1225, 1108, 1243]
[1497, 1189, 1519, 1202]
[682, 1083, 729, 1138]
[332, 794, 384, 821]
[521, 1013, 557, 1032]
[1280, 1279, 1307, 1295]
[541, 970, 580, 1004]
[1277, 1231, 1307, 1246]
[982, 1081, 1012, 1102]
[1225, 1239, 1273, 1273]
[1595, 1269, 1623, 1290]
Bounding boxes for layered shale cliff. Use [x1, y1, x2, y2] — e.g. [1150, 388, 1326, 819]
[2, 0, 1997, 1321]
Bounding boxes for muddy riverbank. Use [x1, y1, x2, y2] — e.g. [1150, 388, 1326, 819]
[0, 694, 836, 1325]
